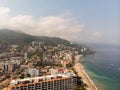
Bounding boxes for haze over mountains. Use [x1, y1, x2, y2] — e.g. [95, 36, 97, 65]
[0, 29, 70, 45]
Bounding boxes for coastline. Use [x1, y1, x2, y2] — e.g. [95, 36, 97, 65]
[73, 62, 98, 90]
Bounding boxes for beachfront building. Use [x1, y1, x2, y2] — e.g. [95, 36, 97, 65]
[5, 74, 76, 90]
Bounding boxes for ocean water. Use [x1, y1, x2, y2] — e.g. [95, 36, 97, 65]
[80, 46, 120, 90]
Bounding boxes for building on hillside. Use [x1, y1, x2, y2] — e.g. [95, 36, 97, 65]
[3, 62, 16, 72]
[24, 52, 28, 60]
[32, 41, 44, 47]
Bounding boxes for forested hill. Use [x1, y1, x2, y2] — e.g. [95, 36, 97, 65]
[0, 29, 70, 46]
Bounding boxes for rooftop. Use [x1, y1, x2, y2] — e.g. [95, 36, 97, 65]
[7, 73, 76, 89]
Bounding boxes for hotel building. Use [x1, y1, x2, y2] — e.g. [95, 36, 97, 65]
[5, 74, 76, 90]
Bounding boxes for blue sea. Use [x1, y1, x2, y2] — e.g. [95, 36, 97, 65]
[80, 45, 120, 90]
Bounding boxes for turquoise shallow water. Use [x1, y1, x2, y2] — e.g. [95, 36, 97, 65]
[80, 47, 120, 90]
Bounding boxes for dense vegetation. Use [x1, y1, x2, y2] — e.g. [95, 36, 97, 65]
[0, 29, 70, 46]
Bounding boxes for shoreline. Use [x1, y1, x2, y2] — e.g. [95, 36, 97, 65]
[73, 62, 98, 90]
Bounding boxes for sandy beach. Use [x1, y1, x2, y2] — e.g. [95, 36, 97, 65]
[73, 62, 98, 90]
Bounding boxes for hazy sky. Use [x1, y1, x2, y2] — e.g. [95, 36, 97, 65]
[0, 0, 119, 45]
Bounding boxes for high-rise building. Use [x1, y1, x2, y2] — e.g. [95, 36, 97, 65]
[32, 41, 44, 47]
[5, 74, 76, 90]
[24, 52, 28, 60]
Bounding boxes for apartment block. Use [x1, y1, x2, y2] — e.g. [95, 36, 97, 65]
[5, 74, 76, 90]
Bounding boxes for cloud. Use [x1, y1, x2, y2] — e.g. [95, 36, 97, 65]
[89, 32, 102, 42]
[93, 32, 102, 38]
[0, 7, 10, 15]
[0, 7, 84, 41]
[36, 16, 84, 38]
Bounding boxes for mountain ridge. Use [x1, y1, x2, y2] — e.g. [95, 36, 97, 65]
[0, 29, 70, 46]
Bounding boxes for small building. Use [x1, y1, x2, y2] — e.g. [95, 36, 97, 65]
[49, 68, 64, 75]
[25, 68, 39, 77]
[3, 62, 16, 72]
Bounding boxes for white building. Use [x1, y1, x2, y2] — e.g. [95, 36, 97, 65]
[25, 68, 39, 76]
[6, 73, 77, 90]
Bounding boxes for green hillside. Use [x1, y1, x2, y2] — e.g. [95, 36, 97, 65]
[0, 29, 70, 46]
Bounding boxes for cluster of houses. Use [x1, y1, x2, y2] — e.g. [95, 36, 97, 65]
[0, 41, 85, 89]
